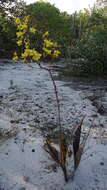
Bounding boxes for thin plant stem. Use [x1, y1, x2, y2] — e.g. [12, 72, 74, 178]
[37, 62, 63, 160]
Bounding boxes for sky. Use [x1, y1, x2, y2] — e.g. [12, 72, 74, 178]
[25, 0, 96, 14]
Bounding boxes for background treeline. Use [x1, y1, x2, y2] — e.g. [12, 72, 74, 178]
[0, 0, 107, 75]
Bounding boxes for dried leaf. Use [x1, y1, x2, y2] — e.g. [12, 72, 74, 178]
[73, 118, 84, 170]
[60, 131, 68, 182]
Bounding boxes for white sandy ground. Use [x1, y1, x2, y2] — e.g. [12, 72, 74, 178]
[0, 63, 107, 190]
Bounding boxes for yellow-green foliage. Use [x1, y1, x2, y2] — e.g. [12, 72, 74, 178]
[13, 52, 19, 62]
[43, 31, 60, 57]
[14, 16, 41, 62]
[13, 16, 60, 62]
[21, 49, 41, 62]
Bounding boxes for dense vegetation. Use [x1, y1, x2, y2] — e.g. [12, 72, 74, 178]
[0, 0, 107, 75]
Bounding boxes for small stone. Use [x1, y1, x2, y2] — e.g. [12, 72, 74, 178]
[98, 105, 105, 115]
[94, 179, 99, 182]
[35, 104, 39, 106]
[10, 120, 19, 124]
[39, 106, 43, 109]
[51, 164, 57, 172]
[92, 114, 98, 118]
[23, 176, 29, 182]
[10, 98, 15, 101]
[19, 187, 26, 190]
[32, 149, 35, 152]
[100, 162, 104, 166]
[23, 128, 27, 131]
[0, 95, 3, 98]
[93, 136, 97, 139]
[100, 124, 104, 128]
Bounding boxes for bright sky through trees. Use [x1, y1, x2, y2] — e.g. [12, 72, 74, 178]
[25, 0, 96, 13]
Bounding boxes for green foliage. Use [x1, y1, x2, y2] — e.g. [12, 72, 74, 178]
[79, 25, 107, 74]
[0, 0, 107, 76]
[26, 1, 62, 34]
[0, 0, 26, 18]
[0, 0, 16, 15]
[0, 15, 17, 58]
[26, 1, 71, 56]
[64, 4, 107, 75]
[13, 16, 60, 62]
[96, 0, 107, 8]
